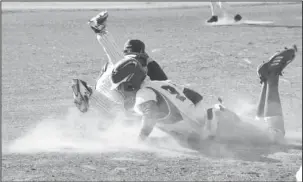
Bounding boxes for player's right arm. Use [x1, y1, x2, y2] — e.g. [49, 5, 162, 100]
[134, 88, 160, 141]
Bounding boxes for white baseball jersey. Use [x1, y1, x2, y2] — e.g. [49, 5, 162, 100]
[134, 79, 205, 136]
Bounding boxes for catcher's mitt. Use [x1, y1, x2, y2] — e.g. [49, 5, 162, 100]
[71, 79, 93, 113]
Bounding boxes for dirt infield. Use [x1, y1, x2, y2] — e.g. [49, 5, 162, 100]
[2, 3, 302, 181]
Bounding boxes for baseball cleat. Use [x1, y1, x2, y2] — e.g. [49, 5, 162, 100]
[234, 14, 242, 22]
[257, 45, 297, 84]
[88, 11, 109, 34]
[207, 15, 218, 23]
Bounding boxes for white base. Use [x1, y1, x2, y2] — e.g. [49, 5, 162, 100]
[206, 18, 274, 26]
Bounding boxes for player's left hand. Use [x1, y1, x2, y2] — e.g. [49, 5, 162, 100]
[88, 11, 109, 34]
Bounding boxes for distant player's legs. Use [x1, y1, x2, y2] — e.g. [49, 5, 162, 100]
[206, 1, 242, 23]
[210, 2, 217, 16]
[218, 2, 242, 22]
[207, 2, 220, 23]
[257, 45, 297, 143]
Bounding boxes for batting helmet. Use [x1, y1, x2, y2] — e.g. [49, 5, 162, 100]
[123, 39, 145, 54]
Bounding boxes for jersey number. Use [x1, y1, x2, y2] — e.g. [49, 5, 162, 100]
[161, 85, 186, 102]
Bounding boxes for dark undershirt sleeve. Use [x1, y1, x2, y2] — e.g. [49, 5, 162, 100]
[147, 61, 168, 81]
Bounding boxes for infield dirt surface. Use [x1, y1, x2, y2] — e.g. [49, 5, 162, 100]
[2, 3, 302, 181]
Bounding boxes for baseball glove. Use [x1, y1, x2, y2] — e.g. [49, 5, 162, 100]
[71, 79, 93, 113]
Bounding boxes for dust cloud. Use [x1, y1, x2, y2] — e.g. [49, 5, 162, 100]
[5, 107, 195, 157]
[5, 96, 301, 158]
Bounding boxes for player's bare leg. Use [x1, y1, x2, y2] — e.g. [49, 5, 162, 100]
[257, 45, 297, 143]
